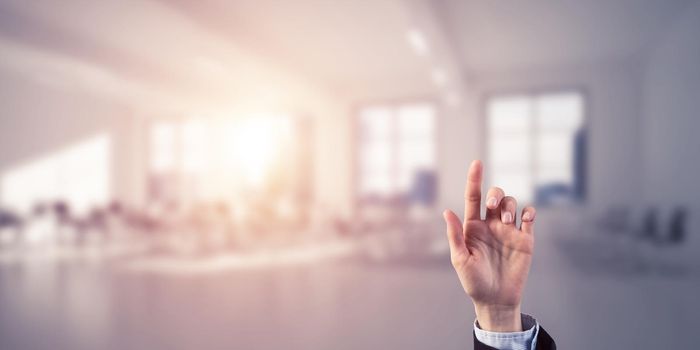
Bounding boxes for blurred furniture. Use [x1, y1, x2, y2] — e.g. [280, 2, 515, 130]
[0, 207, 24, 246]
[409, 170, 437, 206]
[647, 207, 688, 274]
[664, 207, 687, 245]
[605, 206, 689, 273]
[535, 183, 575, 207]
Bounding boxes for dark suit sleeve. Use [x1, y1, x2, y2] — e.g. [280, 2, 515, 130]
[473, 325, 556, 350]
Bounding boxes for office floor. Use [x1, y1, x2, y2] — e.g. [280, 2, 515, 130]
[1, 219, 699, 350]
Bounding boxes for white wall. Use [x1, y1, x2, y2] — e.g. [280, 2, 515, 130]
[643, 1, 700, 249]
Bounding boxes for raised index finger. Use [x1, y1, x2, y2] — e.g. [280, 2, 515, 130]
[464, 160, 483, 221]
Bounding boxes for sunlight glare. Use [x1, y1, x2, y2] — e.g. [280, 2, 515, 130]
[231, 116, 291, 187]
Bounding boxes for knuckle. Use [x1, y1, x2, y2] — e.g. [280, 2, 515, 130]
[464, 193, 481, 202]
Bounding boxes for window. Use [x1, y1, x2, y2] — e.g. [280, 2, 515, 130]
[1, 134, 111, 215]
[357, 102, 436, 203]
[487, 92, 585, 205]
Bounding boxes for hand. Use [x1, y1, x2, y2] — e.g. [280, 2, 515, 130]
[443, 160, 536, 332]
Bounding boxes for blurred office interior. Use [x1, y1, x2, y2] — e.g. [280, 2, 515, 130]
[1, 0, 700, 349]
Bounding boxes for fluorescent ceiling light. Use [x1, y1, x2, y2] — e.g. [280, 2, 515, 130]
[406, 29, 429, 56]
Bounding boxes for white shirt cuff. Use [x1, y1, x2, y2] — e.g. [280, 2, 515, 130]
[473, 313, 539, 350]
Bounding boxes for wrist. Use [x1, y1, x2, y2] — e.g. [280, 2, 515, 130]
[474, 304, 522, 332]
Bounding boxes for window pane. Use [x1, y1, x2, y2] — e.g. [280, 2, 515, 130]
[489, 134, 531, 168]
[359, 107, 392, 141]
[397, 140, 434, 191]
[487, 95, 532, 187]
[537, 132, 573, 166]
[488, 92, 584, 205]
[398, 103, 434, 138]
[536, 93, 583, 131]
[360, 140, 392, 170]
[359, 107, 394, 196]
[182, 119, 210, 173]
[487, 96, 531, 132]
[357, 102, 436, 198]
[397, 104, 435, 191]
[398, 140, 433, 167]
[491, 171, 533, 204]
[150, 122, 178, 172]
[1, 134, 111, 215]
[535, 92, 583, 193]
[488, 96, 534, 203]
[537, 165, 571, 185]
[360, 169, 393, 196]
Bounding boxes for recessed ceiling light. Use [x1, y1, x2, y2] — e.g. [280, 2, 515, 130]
[406, 29, 429, 56]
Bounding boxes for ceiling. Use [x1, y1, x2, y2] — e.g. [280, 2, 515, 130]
[0, 0, 696, 104]
[161, 0, 434, 94]
[436, 0, 696, 72]
[0, 0, 435, 102]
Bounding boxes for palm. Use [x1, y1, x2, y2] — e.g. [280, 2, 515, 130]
[456, 219, 533, 306]
[444, 160, 536, 309]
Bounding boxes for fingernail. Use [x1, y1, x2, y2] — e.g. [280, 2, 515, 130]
[522, 212, 532, 221]
[503, 212, 513, 224]
[487, 197, 497, 208]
